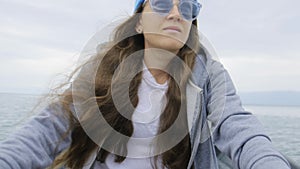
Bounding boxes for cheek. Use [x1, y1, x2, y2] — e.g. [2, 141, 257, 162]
[142, 14, 163, 33]
[181, 24, 192, 42]
[184, 23, 192, 34]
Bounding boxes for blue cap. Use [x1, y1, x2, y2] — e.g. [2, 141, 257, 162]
[133, 0, 146, 13]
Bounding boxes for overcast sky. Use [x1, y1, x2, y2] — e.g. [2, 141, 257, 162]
[0, 0, 299, 94]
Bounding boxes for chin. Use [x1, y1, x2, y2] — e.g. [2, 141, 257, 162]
[144, 34, 186, 53]
[163, 44, 183, 53]
[159, 37, 185, 52]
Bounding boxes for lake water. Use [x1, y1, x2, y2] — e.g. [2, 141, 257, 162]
[0, 93, 299, 164]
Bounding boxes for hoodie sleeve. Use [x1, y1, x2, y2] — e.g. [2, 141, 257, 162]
[0, 103, 71, 169]
[205, 59, 291, 169]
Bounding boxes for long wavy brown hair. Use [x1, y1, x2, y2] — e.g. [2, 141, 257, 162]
[49, 4, 201, 169]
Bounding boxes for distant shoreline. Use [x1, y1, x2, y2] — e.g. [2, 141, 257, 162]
[1, 91, 300, 107]
[0, 92, 46, 96]
[243, 104, 300, 108]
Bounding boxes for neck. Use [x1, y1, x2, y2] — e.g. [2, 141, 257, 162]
[143, 48, 177, 84]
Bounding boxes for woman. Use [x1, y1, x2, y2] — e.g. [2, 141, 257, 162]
[0, 0, 292, 168]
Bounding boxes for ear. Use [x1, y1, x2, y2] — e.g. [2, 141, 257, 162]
[135, 19, 143, 34]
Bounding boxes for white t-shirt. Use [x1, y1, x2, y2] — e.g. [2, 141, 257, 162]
[94, 62, 168, 169]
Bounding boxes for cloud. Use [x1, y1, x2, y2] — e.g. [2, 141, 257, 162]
[0, 0, 299, 94]
[221, 55, 300, 92]
[200, 0, 300, 58]
[0, 0, 135, 57]
[0, 0, 135, 94]
[0, 44, 78, 94]
[197, 0, 300, 92]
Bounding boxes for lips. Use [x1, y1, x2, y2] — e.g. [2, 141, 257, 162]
[163, 26, 182, 33]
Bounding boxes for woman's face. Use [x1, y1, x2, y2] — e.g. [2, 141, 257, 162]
[138, 0, 193, 53]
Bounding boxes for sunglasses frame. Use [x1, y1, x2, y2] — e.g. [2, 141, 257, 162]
[134, 0, 202, 21]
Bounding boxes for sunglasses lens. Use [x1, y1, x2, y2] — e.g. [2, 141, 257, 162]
[150, 0, 201, 20]
[150, 0, 173, 14]
[180, 1, 200, 20]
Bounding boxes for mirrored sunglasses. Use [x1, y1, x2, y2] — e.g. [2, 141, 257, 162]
[134, 0, 202, 21]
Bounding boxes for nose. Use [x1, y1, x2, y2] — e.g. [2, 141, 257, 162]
[166, 4, 182, 22]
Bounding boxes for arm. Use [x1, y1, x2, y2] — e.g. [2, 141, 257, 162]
[205, 59, 291, 169]
[0, 103, 71, 169]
